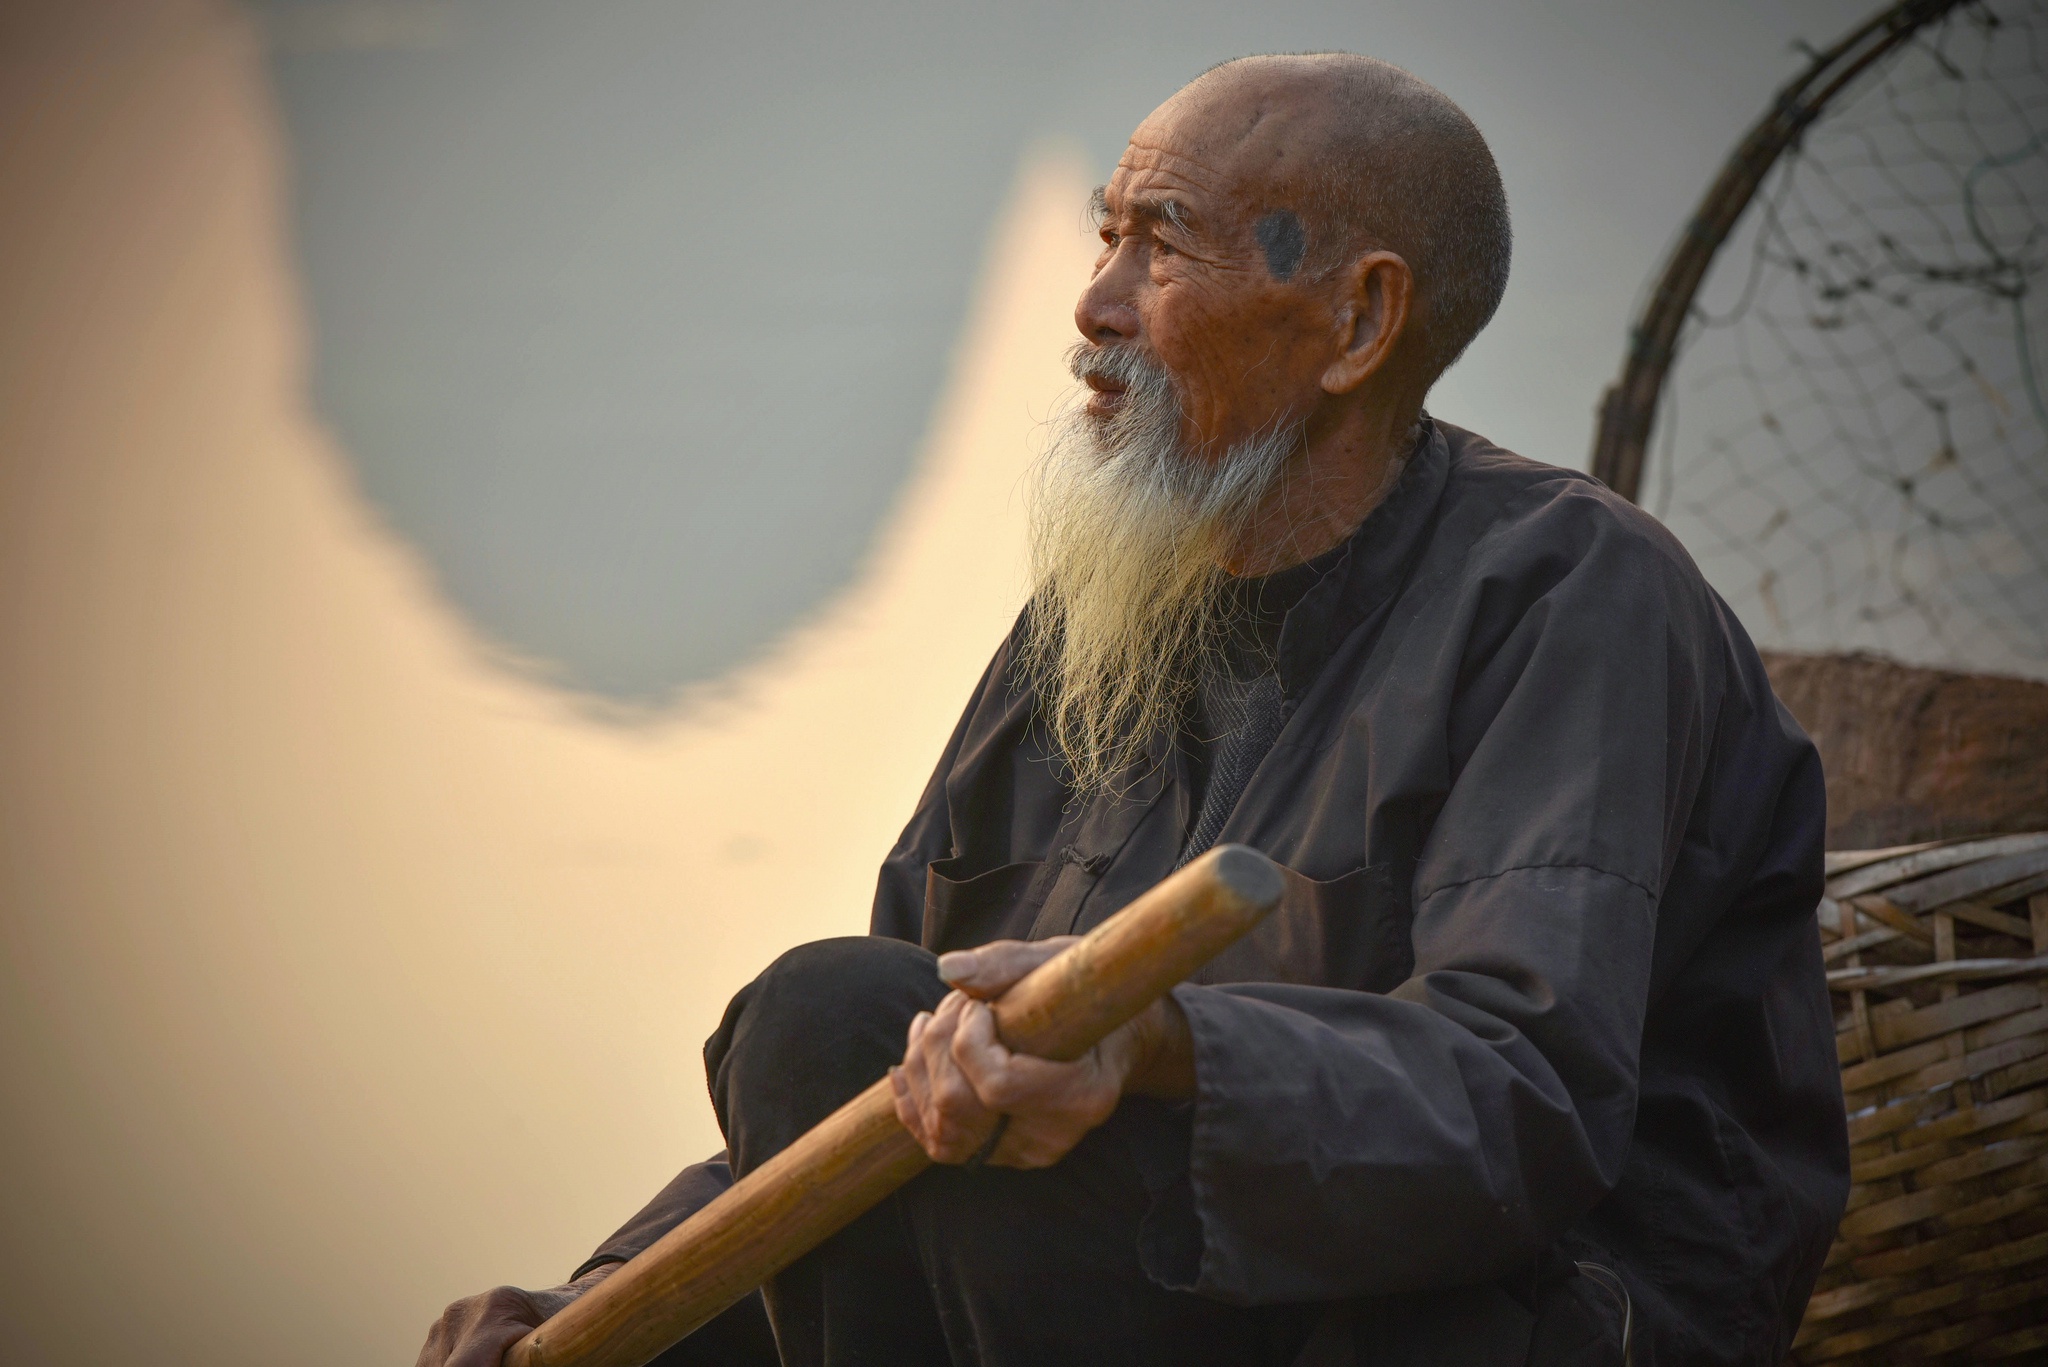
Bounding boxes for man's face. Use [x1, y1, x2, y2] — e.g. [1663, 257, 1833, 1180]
[1076, 97, 1338, 458]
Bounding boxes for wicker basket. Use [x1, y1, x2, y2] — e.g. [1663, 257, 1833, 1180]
[1792, 833, 2048, 1364]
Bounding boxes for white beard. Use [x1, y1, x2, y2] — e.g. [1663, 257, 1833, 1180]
[1019, 343, 1302, 796]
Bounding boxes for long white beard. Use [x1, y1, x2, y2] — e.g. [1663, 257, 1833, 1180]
[1020, 343, 1301, 797]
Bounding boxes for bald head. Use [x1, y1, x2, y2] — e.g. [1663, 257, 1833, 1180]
[1162, 53, 1511, 381]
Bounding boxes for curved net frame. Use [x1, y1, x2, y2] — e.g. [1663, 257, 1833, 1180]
[1642, 0, 2048, 678]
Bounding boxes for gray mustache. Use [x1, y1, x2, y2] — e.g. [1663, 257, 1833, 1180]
[1067, 343, 1176, 400]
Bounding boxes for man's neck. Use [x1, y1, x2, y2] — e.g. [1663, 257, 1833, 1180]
[1221, 399, 1421, 576]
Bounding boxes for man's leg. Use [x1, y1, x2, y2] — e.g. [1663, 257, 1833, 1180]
[902, 1102, 1318, 1367]
[709, 937, 953, 1367]
[710, 936, 1318, 1367]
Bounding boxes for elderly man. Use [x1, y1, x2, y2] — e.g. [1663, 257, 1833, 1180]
[419, 53, 1847, 1367]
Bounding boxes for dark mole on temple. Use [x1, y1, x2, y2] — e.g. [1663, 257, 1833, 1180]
[1254, 210, 1306, 280]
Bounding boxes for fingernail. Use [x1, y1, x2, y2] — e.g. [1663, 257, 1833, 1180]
[937, 951, 973, 982]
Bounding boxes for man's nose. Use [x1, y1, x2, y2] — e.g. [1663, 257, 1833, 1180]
[1074, 271, 1140, 346]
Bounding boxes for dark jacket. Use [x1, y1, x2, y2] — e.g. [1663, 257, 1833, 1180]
[592, 420, 1849, 1365]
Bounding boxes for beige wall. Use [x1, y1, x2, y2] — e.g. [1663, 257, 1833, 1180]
[0, 3, 1092, 1359]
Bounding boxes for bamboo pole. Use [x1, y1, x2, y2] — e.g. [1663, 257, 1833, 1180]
[505, 843, 1284, 1367]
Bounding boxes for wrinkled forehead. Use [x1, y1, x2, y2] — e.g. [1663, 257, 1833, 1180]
[1112, 84, 1327, 216]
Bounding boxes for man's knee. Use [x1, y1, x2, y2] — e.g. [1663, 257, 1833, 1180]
[708, 936, 946, 1172]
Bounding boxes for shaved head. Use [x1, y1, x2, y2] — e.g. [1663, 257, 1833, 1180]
[1166, 53, 1512, 381]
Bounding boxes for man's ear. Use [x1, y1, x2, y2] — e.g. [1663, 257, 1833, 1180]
[1320, 250, 1413, 396]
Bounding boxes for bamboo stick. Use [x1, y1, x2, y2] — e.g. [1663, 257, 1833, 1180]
[505, 843, 1283, 1367]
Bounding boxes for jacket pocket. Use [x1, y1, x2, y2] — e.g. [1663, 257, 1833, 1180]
[921, 857, 1046, 953]
[1192, 862, 1411, 991]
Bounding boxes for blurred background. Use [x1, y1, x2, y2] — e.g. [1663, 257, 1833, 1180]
[1, 0, 2039, 1362]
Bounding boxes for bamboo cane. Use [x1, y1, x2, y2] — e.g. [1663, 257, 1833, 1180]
[504, 843, 1283, 1367]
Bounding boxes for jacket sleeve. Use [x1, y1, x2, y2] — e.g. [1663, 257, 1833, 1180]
[571, 1151, 733, 1279]
[1162, 498, 1721, 1304]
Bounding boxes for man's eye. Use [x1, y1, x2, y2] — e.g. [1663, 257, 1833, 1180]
[1100, 229, 1119, 247]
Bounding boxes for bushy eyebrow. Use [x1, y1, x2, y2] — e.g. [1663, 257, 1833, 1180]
[1089, 185, 1195, 236]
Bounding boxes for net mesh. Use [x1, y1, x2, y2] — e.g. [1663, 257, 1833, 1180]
[1643, 0, 2048, 678]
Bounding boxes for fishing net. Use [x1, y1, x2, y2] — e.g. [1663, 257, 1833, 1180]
[1641, 0, 2048, 678]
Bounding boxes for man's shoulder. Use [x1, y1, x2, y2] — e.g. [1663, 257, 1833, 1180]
[1432, 419, 1702, 584]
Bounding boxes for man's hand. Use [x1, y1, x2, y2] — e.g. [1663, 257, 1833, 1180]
[414, 1263, 617, 1367]
[889, 937, 1195, 1169]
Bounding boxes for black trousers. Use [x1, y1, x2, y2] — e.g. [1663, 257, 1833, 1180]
[661, 936, 1318, 1367]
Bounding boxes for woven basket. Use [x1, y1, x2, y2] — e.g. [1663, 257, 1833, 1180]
[1792, 832, 2048, 1364]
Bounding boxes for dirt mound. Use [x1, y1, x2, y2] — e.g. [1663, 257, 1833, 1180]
[1763, 651, 2048, 849]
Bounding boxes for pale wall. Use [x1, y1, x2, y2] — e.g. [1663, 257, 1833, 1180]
[0, 4, 1092, 1359]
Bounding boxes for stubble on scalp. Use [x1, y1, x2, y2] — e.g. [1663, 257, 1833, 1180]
[1019, 345, 1300, 797]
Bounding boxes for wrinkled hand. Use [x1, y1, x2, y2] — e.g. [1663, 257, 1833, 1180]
[414, 1264, 616, 1367]
[889, 938, 1192, 1170]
